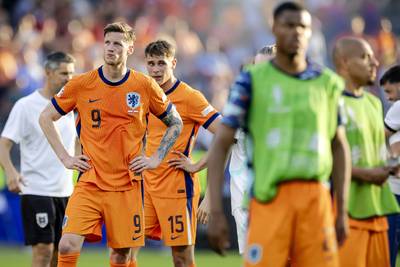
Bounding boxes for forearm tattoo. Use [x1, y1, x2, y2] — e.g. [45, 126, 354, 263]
[158, 105, 183, 161]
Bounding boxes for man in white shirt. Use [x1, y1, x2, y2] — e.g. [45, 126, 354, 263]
[229, 44, 276, 254]
[0, 52, 76, 267]
[380, 64, 400, 267]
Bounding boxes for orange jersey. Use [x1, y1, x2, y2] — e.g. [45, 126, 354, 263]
[144, 80, 220, 198]
[52, 66, 171, 191]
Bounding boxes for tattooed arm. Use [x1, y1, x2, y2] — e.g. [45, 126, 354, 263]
[129, 105, 183, 173]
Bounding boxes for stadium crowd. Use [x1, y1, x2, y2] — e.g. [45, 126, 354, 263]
[0, 0, 399, 131]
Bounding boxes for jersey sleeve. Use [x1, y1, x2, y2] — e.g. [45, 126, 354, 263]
[51, 78, 78, 115]
[385, 101, 400, 133]
[221, 71, 252, 129]
[148, 78, 172, 119]
[389, 131, 400, 145]
[1, 100, 27, 144]
[187, 90, 220, 129]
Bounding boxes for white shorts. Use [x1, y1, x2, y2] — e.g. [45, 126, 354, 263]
[232, 207, 248, 254]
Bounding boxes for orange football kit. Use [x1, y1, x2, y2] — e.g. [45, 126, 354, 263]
[52, 66, 171, 248]
[144, 80, 220, 246]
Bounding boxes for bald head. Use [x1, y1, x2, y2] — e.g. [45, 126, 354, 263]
[332, 36, 378, 86]
[333, 37, 368, 70]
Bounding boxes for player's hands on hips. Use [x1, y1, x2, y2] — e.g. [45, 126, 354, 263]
[207, 211, 230, 256]
[369, 166, 394, 185]
[62, 154, 91, 172]
[198, 195, 210, 224]
[168, 151, 198, 173]
[6, 171, 26, 193]
[335, 211, 349, 247]
[129, 155, 161, 173]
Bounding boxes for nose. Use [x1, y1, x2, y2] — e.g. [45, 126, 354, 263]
[371, 56, 379, 67]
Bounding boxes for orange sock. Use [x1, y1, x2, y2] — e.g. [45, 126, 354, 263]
[189, 264, 196, 267]
[110, 261, 130, 267]
[129, 261, 137, 267]
[58, 252, 80, 267]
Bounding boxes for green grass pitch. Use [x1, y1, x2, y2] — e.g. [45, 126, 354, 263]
[0, 246, 243, 267]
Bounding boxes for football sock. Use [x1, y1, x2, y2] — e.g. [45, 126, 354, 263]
[57, 252, 80, 267]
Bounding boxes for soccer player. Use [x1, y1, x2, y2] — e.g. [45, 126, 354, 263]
[39, 22, 183, 267]
[130, 40, 221, 267]
[377, 65, 400, 267]
[0, 52, 76, 267]
[333, 36, 400, 267]
[207, 2, 352, 267]
[230, 44, 276, 255]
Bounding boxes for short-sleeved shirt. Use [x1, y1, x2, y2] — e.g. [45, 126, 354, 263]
[229, 129, 251, 211]
[144, 80, 220, 198]
[385, 101, 400, 195]
[52, 66, 171, 191]
[1, 90, 75, 197]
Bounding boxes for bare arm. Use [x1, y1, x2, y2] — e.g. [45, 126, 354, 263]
[207, 123, 236, 255]
[39, 104, 90, 172]
[156, 105, 183, 162]
[0, 138, 24, 192]
[331, 126, 351, 246]
[352, 129, 397, 185]
[168, 116, 222, 173]
[130, 105, 183, 172]
[385, 127, 394, 138]
[352, 166, 393, 185]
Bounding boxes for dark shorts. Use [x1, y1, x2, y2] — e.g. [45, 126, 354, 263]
[21, 195, 68, 246]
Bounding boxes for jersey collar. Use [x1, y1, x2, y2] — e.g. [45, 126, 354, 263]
[271, 59, 323, 80]
[165, 80, 181, 95]
[342, 90, 364, 98]
[98, 66, 130, 86]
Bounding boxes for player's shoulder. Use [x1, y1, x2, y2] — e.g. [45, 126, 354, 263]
[246, 61, 271, 75]
[364, 91, 382, 108]
[179, 81, 208, 101]
[69, 69, 99, 86]
[319, 66, 341, 81]
[14, 90, 40, 107]
[390, 100, 400, 111]
[130, 69, 155, 85]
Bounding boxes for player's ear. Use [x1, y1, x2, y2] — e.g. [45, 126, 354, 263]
[172, 57, 177, 69]
[127, 43, 134, 55]
[44, 67, 53, 77]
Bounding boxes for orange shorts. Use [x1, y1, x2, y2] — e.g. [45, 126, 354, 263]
[339, 217, 390, 267]
[245, 181, 338, 267]
[62, 181, 144, 248]
[144, 189, 200, 246]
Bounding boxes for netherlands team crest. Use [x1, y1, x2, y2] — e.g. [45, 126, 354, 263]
[126, 92, 141, 109]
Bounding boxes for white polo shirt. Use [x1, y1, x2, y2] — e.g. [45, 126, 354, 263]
[229, 129, 251, 212]
[1, 90, 75, 197]
[385, 100, 400, 195]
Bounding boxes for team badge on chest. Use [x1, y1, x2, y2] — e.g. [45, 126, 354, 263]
[126, 92, 141, 109]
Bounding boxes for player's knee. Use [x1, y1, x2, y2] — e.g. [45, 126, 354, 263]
[130, 247, 140, 261]
[33, 243, 53, 264]
[58, 236, 82, 254]
[172, 246, 193, 267]
[110, 248, 131, 264]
